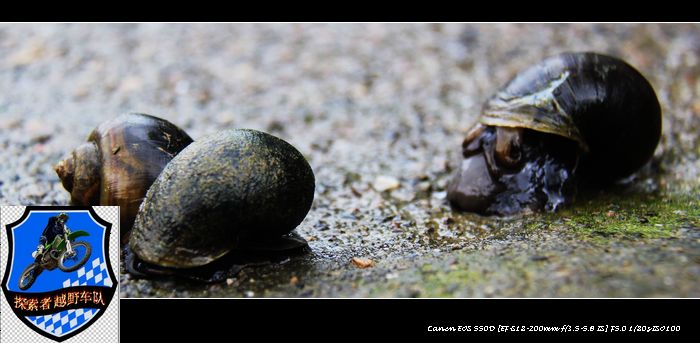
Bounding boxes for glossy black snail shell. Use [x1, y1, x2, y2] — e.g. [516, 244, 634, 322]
[126, 129, 315, 281]
[447, 52, 662, 215]
[54, 113, 193, 241]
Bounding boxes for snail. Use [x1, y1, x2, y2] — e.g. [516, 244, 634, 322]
[124, 129, 315, 282]
[54, 113, 193, 242]
[56, 114, 315, 283]
[447, 52, 662, 215]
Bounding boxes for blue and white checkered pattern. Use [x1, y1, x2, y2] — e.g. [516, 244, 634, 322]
[27, 309, 100, 337]
[24, 257, 112, 337]
[62, 257, 113, 288]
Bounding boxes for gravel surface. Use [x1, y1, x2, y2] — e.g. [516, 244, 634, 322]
[1, 23, 699, 297]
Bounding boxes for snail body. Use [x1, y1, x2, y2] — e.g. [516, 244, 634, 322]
[448, 52, 662, 215]
[54, 113, 193, 239]
[127, 129, 315, 281]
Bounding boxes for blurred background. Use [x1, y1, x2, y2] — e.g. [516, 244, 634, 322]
[1, 24, 699, 297]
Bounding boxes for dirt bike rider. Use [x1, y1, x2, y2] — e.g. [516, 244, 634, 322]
[32, 212, 71, 259]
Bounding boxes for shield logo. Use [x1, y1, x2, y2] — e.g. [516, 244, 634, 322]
[2, 206, 118, 342]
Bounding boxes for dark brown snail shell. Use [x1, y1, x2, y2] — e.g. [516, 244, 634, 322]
[54, 113, 193, 241]
[125, 129, 315, 282]
[447, 52, 662, 215]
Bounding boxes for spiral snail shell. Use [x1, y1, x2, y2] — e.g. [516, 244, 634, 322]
[129, 129, 315, 270]
[447, 52, 662, 215]
[54, 113, 193, 240]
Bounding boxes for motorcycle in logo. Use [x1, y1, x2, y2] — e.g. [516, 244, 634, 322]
[2, 207, 117, 342]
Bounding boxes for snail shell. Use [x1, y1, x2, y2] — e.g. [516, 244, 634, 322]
[481, 52, 661, 182]
[129, 129, 315, 269]
[448, 52, 662, 215]
[54, 113, 193, 239]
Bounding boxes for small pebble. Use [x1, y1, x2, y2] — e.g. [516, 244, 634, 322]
[8, 39, 45, 66]
[373, 176, 400, 192]
[417, 181, 432, 192]
[391, 189, 415, 202]
[244, 291, 254, 297]
[432, 191, 447, 200]
[226, 278, 234, 286]
[352, 257, 376, 268]
[553, 269, 572, 278]
[663, 276, 674, 286]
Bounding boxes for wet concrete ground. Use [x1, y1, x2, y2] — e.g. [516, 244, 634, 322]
[1, 23, 698, 297]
